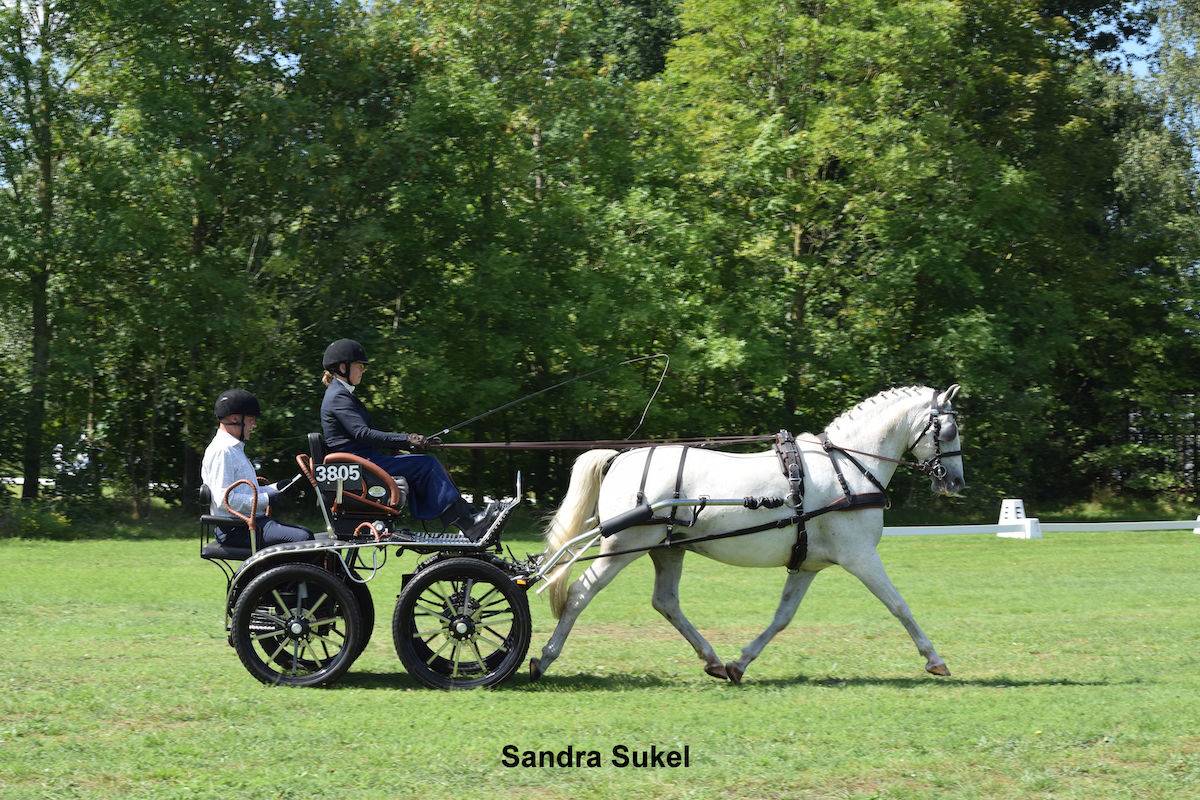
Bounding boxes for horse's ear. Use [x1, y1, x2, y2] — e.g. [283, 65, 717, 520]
[938, 384, 961, 406]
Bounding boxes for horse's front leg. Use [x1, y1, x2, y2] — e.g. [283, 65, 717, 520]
[725, 569, 818, 683]
[840, 549, 949, 676]
[648, 549, 728, 680]
[529, 552, 641, 681]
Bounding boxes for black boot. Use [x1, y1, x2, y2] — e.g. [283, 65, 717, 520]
[457, 501, 502, 542]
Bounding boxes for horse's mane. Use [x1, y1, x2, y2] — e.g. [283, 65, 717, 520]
[824, 386, 929, 438]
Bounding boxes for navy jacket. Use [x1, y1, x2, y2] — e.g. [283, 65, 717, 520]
[321, 380, 412, 455]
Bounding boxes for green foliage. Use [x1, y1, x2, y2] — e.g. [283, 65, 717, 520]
[0, 498, 72, 538]
[1, 0, 1197, 515]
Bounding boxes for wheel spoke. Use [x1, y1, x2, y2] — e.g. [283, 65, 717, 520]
[468, 638, 487, 669]
[473, 586, 500, 608]
[255, 610, 288, 627]
[311, 631, 344, 650]
[414, 607, 451, 622]
[412, 604, 451, 623]
[477, 630, 509, 650]
[308, 593, 329, 617]
[267, 639, 289, 663]
[271, 590, 290, 613]
[477, 594, 508, 611]
[293, 583, 307, 618]
[460, 579, 475, 616]
[414, 627, 445, 638]
[426, 637, 453, 665]
[475, 609, 513, 623]
[310, 616, 343, 628]
[425, 585, 451, 605]
[450, 642, 462, 678]
[302, 639, 326, 669]
[252, 629, 286, 642]
[290, 639, 302, 675]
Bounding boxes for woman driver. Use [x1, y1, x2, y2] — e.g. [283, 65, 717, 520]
[318, 338, 500, 541]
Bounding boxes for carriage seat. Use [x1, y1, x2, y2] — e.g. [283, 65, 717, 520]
[307, 433, 409, 516]
[198, 484, 253, 560]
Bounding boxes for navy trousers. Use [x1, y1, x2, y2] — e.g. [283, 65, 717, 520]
[349, 448, 462, 521]
[219, 517, 313, 549]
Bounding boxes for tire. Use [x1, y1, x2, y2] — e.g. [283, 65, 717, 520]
[392, 557, 531, 689]
[232, 563, 362, 687]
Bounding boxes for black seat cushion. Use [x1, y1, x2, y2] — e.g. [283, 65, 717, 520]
[201, 514, 248, 529]
[201, 541, 253, 561]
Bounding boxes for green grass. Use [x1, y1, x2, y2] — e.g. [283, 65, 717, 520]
[1, 528, 1198, 799]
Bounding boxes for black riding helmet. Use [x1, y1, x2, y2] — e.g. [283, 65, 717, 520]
[214, 389, 261, 441]
[322, 338, 368, 378]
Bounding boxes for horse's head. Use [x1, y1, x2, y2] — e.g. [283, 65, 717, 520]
[906, 384, 965, 496]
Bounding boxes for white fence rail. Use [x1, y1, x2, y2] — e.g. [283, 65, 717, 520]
[883, 499, 1200, 538]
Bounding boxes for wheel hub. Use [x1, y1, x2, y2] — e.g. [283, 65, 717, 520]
[448, 615, 476, 641]
[286, 617, 311, 640]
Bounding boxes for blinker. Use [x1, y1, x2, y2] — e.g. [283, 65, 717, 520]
[938, 418, 958, 442]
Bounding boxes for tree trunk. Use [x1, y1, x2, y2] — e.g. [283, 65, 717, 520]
[21, 47, 55, 502]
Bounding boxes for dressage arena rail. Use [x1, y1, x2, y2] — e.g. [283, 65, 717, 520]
[883, 499, 1200, 538]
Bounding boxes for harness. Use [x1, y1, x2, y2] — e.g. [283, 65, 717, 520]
[572, 391, 961, 573]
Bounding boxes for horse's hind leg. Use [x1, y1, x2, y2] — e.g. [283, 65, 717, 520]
[840, 549, 949, 676]
[530, 552, 642, 680]
[647, 549, 727, 680]
[725, 569, 817, 684]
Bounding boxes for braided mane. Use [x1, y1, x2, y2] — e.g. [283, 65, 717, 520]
[824, 386, 928, 439]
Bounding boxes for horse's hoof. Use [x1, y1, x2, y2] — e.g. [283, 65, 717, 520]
[725, 663, 744, 684]
[529, 658, 543, 682]
[926, 662, 951, 677]
[704, 663, 729, 681]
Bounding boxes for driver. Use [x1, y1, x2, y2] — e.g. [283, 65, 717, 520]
[319, 339, 500, 541]
[202, 389, 314, 549]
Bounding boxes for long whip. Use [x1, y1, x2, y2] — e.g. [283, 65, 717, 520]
[424, 354, 670, 440]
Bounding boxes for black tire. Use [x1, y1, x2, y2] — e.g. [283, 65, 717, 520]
[232, 563, 362, 687]
[392, 557, 531, 689]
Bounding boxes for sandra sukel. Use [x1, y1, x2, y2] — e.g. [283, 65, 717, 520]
[501, 744, 691, 768]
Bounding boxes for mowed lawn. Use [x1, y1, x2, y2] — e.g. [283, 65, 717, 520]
[1, 529, 1198, 800]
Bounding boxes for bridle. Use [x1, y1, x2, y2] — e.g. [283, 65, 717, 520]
[801, 387, 962, 483]
[903, 388, 962, 480]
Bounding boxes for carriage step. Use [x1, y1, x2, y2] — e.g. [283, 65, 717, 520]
[393, 531, 475, 547]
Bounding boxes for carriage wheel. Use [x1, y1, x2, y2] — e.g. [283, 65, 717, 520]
[392, 557, 531, 689]
[232, 563, 362, 687]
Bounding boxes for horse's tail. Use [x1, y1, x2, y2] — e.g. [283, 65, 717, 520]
[543, 448, 619, 619]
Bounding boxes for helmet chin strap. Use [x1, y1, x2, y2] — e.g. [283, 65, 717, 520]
[227, 415, 246, 442]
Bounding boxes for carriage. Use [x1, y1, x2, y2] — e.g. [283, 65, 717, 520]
[203, 384, 965, 689]
[201, 433, 535, 689]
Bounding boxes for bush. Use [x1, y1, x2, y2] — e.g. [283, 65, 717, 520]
[0, 501, 74, 538]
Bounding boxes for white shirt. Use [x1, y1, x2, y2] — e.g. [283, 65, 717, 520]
[202, 427, 271, 516]
[337, 377, 356, 393]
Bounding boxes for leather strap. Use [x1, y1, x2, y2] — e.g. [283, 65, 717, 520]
[665, 446, 690, 544]
[636, 446, 657, 505]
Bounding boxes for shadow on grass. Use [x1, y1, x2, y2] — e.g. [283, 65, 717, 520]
[332, 670, 674, 691]
[329, 669, 1123, 693]
[748, 674, 1135, 690]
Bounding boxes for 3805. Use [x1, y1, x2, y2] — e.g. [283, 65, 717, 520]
[315, 464, 361, 483]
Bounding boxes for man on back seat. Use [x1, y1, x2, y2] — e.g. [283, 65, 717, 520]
[319, 338, 500, 541]
[202, 389, 313, 549]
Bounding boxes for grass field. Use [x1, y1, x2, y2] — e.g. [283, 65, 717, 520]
[1, 527, 1198, 799]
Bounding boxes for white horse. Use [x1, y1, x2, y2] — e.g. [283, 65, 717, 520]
[530, 384, 965, 683]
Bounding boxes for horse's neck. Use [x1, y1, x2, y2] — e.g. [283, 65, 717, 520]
[824, 396, 923, 488]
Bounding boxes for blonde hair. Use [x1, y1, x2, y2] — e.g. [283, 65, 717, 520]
[322, 370, 335, 386]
